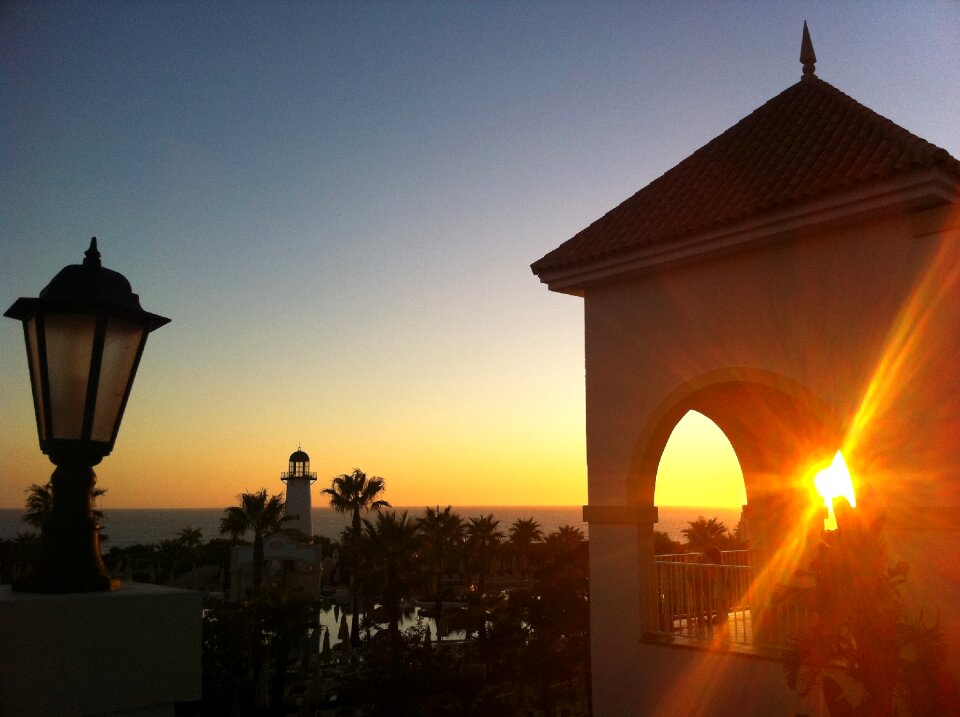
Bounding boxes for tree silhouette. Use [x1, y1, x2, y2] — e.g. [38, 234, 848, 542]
[22, 483, 52, 529]
[176, 526, 203, 549]
[465, 514, 504, 596]
[23, 481, 106, 528]
[219, 489, 286, 593]
[363, 510, 423, 661]
[681, 515, 729, 553]
[542, 524, 588, 583]
[655, 530, 683, 555]
[416, 505, 464, 641]
[464, 514, 504, 656]
[511, 524, 589, 717]
[546, 524, 584, 550]
[508, 517, 543, 577]
[321, 468, 390, 646]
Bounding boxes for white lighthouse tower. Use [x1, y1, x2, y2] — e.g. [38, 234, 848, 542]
[281, 447, 317, 538]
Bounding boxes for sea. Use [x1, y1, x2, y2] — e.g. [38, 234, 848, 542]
[0, 505, 742, 548]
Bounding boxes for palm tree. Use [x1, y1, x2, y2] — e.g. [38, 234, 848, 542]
[174, 526, 204, 578]
[681, 516, 729, 554]
[509, 517, 543, 577]
[465, 514, 504, 595]
[321, 468, 390, 646]
[261, 590, 319, 711]
[362, 510, 422, 659]
[23, 483, 52, 529]
[416, 505, 465, 640]
[176, 526, 203, 549]
[543, 524, 585, 563]
[219, 489, 286, 593]
[455, 513, 507, 673]
[13, 531, 41, 578]
[543, 524, 588, 581]
[23, 482, 107, 528]
[548, 524, 584, 546]
[513, 525, 590, 717]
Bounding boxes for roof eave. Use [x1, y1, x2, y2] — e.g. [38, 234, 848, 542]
[534, 168, 960, 295]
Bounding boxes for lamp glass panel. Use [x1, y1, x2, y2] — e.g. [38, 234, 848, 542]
[45, 313, 97, 440]
[91, 317, 144, 442]
[25, 317, 47, 441]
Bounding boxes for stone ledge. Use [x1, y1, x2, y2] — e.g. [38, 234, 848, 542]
[640, 631, 786, 661]
[582, 504, 659, 525]
[0, 582, 201, 717]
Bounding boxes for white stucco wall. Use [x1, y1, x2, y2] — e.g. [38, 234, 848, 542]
[579, 204, 960, 715]
[584, 209, 957, 505]
[284, 477, 313, 537]
[594, 641, 818, 717]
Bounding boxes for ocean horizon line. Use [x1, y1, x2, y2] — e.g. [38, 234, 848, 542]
[0, 502, 745, 511]
[1, 504, 744, 548]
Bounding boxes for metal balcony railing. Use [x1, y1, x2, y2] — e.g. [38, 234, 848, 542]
[652, 550, 808, 650]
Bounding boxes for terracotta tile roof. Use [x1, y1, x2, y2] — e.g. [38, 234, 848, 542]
[532, 75, 960, 276]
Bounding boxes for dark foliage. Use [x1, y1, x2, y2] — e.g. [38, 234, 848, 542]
[201, 590, 319, 715]
[780, 500, 960, 716]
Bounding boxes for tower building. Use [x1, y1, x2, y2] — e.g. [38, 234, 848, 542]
[281, 447, 317, 538]
[229, 446, 325, 599]
[531, 25, 960, 716]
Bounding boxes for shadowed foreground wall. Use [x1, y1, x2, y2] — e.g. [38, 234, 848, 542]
[0, 582, 201, 716]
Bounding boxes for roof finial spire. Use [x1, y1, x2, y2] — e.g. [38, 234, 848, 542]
[800, 21, 817, 79]
[83, 237, 102, 267]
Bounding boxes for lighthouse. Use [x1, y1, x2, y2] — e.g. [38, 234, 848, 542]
[281, 447, 317, 538]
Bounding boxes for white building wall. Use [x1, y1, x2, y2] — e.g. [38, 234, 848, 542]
[285, 477, 313, 537]
[579, 205, 960, 714]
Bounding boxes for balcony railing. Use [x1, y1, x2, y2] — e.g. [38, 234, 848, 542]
[652, 551, 808, 651]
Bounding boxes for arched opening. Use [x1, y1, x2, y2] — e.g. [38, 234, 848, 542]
[654, 410, 747, 554]
[638, 372, 842, 648]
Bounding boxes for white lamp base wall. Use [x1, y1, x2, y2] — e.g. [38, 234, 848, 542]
[0, 582, 201, 717]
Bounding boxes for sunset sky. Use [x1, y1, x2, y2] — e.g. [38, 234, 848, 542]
[1, 2, 958, 508]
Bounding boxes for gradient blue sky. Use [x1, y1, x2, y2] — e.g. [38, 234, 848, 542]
[2, 2, 958, 508]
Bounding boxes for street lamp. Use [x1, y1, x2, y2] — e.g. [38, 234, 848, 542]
[4, 238, 169, 592]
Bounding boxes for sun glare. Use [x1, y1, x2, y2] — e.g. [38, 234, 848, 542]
[814, 451, 856, 530]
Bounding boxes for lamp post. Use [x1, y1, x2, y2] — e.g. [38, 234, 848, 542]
[4, 238, 169, 592]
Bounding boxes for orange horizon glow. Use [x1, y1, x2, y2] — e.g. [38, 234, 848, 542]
[2, 399, 751, 510]
[6, 207, 956, 513]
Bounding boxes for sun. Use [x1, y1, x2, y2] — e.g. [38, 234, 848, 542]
[813, 451, 856, 530]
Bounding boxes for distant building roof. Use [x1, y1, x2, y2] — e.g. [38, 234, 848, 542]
[532, 74, 960, 280]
